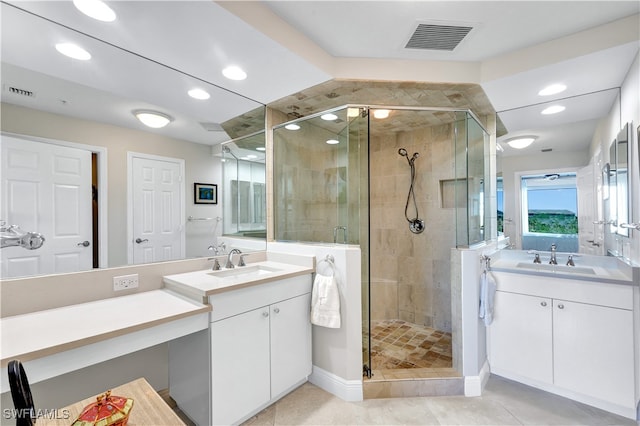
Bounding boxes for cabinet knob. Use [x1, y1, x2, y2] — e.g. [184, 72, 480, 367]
[557, 303, 565, 310]
[540, 301, 547, 307]
[262, 311, 269, 317]
[273, 307, 280, 314]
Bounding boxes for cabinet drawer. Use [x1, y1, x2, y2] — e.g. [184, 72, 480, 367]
[209, 275, 312, 322]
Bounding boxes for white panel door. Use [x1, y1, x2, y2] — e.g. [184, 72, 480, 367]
[129, 154, 184, 264]
[1, 135, 93, 278]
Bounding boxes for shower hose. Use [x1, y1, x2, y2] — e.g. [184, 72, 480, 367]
[398, 148, 425, 234]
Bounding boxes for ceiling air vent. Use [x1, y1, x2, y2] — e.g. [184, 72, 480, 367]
[405, 23, 473, 51]
[200, 122, 224, 132]
[6, 85, 36, 98]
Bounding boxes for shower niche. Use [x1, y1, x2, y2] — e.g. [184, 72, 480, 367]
[273, 106, 489, 383]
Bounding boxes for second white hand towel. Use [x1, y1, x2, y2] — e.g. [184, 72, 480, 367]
[311, 273, 341, 328]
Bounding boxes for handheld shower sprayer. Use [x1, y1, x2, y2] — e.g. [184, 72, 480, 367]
[398, 147, 425, 234]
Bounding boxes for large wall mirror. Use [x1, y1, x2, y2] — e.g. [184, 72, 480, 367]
[495, 86, 623, 255]
[0, 2, 266, 278]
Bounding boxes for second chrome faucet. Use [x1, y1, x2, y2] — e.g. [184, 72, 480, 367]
[225, 248, 243, 269]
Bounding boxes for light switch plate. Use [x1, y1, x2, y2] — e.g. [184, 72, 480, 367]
[113, 274, 139, 291]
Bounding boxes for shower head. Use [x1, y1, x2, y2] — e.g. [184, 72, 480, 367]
[398, 148, 408, 157]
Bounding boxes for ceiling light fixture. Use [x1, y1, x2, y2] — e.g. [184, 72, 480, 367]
[538, 83, 566, 96]
[321, 113, 338, 121]
[326, 139, 340, 145]
[541, 105, 566, 115]
[188, 88, 210, 100]
[133, 110, 173, 129]
[222, 66, 247, 81]
[55, 43, 91, 60]
[285, 123, 300, 131]
[73, 0, 116, 22]
[373, 109, 390, 119]
[256, 147, 266, 152]
[506, 136, 537, 149]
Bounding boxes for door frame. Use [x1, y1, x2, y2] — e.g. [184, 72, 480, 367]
[1, 131, 109, 269]
[126, 151, 186, 264]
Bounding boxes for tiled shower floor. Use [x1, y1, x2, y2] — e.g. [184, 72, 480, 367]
[366, 319, 457, 381]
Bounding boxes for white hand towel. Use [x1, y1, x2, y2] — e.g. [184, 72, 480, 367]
[479, 270, 497, 326]
[311, 273, 341, 328]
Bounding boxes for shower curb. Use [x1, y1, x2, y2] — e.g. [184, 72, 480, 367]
[363, 376, 464, 399]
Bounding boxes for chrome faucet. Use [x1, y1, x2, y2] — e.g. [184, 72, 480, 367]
[225, 248, 242, 269]
[533, 253, 541, 264]
[208, 257, 221, 270]
[0, 223, 45, 250]
[549, 244, 557, 265]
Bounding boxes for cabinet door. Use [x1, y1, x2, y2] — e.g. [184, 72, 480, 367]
[211, 307, 271, 425]
[488, 291, 553, 384]
[553, 300, 635, 407]
[270, 293, 312, 398]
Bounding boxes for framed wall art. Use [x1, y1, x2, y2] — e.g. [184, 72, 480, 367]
[194, 183, 217, 204]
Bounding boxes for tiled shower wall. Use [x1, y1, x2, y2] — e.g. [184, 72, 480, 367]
[369, 122, 456, 332]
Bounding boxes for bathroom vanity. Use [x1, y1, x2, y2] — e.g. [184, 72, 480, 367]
[488, 250, 639, 419]
[163, 252, 315, 426]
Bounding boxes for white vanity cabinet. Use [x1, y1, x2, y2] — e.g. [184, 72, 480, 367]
[210, 286, 312, 425]
[488, 272, 636, 419]
[168, 273, 313, 426]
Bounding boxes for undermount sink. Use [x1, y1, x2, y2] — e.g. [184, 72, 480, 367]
[207, 264, 282, 279]
[516, 262, 596, 275]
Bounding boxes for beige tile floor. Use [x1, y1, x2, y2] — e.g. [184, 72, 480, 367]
[242, 375, 636, 426]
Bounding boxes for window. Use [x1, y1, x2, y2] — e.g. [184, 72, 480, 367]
[521, 173, 578, 235]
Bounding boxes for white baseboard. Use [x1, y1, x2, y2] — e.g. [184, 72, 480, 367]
[309, 365, 363, 402]
[464, 360, 491, 397]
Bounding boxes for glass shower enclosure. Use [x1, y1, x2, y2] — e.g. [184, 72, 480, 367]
[273, 105, 489, 380]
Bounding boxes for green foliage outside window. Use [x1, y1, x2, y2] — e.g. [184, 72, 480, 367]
[528, 210, 578, 234]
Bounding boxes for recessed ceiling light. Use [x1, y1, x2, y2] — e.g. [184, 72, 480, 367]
[373, 109, 390, 119]
[326, 139, 340, 145]
[246, 154, 257, 159]
[133, 110, 173, 128]
[285, 124, 300, 131]
[538, 83, 566, 96]
[73, 0, 116, 22]
[256, 147, 266, 152]
[222, 66, 247, 81]
[321, 113, 338, 121]
[55, 43, 91, 60]
[506, 136, 536, 149]
[188, 88, 210, 100]
[541, 105, 566, 115]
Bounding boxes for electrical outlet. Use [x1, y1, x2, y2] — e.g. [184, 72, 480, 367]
[113, 274, 139, 291]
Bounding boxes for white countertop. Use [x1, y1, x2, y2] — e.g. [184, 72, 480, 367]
[0, 289, 211, 367]
[489, 250, 636, 285]
[163, 259, 315, 297]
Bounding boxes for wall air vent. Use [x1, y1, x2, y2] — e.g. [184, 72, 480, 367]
[405, 23, 473, 51]
[6, 86, 36, 98]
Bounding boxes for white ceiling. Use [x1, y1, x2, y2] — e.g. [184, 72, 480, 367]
[1, 1, 638, 154]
